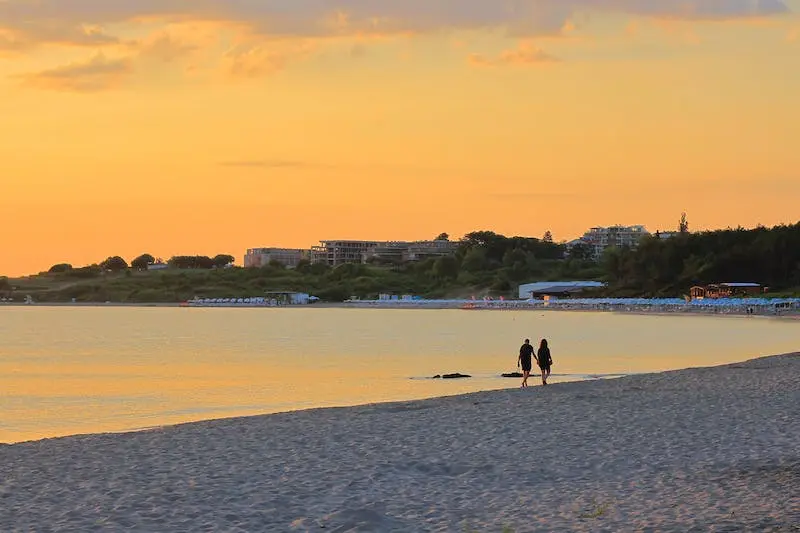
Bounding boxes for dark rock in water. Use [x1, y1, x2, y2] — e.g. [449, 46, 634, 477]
[502, 372, 524, 378]
[432, 373, 471, 379]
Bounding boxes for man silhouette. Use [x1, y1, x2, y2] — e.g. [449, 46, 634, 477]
[518, 339, 534, 387]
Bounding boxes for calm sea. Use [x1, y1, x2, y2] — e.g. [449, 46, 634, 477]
[0, 306, 797, 443]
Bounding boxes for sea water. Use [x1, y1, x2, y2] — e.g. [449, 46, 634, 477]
[1, 306, 797, 443]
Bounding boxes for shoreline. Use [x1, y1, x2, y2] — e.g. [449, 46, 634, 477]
[2, 353, 798, 531]
[3, 370, 633, 446]
[2, 299, 798, 318]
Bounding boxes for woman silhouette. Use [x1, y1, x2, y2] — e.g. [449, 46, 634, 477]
[537, 339, 552, 386]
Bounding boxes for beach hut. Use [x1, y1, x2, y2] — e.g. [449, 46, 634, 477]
[693, 283, 762, 299]
[690, 286, 707, 299]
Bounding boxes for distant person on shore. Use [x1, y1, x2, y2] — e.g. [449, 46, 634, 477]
[536, 339, 552, 386]
[518, 339, 534, 387]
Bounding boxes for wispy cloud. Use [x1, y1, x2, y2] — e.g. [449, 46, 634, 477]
[0, 21, 118, 51]
[468, 41, 559, 67]
[15, 29, 206, 91]
[223, 41, 316, 78]
[135, 33, 200, 63]
[0, 29, 26, 53]
[0, 1, 790, 47]
[16, 52, 132, 92]
[1, 0, 792, 85]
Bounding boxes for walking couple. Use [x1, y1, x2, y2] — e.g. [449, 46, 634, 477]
[517, 338, 552, 387]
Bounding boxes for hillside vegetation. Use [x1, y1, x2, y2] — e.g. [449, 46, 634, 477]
[2, 224, 799, 303]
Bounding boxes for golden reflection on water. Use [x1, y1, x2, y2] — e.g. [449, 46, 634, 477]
[1, 307, 797, 443]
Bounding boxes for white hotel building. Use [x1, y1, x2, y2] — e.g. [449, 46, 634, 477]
[577, 225, 651, 259]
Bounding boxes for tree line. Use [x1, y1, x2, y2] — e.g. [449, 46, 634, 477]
[603, 222, 800, 296]
[46, 254, 237, 276]
[8, 222, 800, 302]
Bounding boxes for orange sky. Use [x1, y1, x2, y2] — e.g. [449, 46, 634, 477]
[1, 1, 799, 276]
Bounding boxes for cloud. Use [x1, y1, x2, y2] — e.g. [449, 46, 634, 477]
[16, 53, 132, 92]
[1, 0, 791, 83]
[468, 41, 559, 67]
[613, 0, 788, 21]
[136, 33, 200, 63]
[0, 1, 790, 46]
[223, 41, 316, 78]
[0, 30, 26, 53]
[0, 21, 118, 52]
[14, 28, 209, 91]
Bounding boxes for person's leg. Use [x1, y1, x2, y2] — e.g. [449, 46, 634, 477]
[541, 367, 547, 385]
[545, 367, 551, 384]
[522, 369, 529, 387]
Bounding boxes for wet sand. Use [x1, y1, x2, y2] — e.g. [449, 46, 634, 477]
[1, 353, 798, 532]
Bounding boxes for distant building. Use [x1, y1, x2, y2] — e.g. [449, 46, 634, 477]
[363, 241, 409, 264]
[244, 248, 308, 268]
[311, 240, 381, 266]
[311, 239, 459, 266]
[364, 240, 460, 263]
[653, 230, 681, 240]
[577, 225, 650, 259]
[690, 283, 762, 300]
[518, 281, 606, 299]
[404, 240, 460, 262]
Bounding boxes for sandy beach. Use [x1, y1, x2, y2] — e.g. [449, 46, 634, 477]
[2, 353, 798, 532]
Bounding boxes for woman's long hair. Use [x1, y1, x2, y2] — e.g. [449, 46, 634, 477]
[539, 339, 548, 351]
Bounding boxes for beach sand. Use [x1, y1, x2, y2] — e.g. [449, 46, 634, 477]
[2, 353, 798, 532]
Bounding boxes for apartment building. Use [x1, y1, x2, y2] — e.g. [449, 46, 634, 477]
[310, 240, 382, 266]
[362, 240, 460, 263]
[363, 241, 409, 263]
[404, 240, 460, 261]
[244, 248, 308, 268]
[578, 225, 650, 259]
[309, 239, 462, 266]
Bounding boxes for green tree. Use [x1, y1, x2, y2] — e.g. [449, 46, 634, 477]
[568, 242, 594, 262]
[300, 261, 330, 276]
[131, 254, 155, 271]
[100, 256, 128, 272]
[0, 276, 10, 291]
[327, 262, 365, 281]
[213, 254, 235, 268]
[432, 255, 459, 279]
[48, 263, 73, 273]
[542, 230, 553, 243]
[68, 265, 102, 279]
[490, 275, 512, 292]
[461, 247, 487, 273]
[168, 256, 215, 269]
[502, 248, 527, 268]
[435, 232, 450, 241]
[679, 212, 689, 234]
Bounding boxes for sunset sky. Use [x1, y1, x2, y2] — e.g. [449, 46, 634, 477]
[1, 0, 799, 276]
